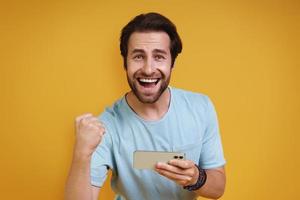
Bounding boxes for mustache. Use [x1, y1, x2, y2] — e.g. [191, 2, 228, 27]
[133, 71, 164, 79]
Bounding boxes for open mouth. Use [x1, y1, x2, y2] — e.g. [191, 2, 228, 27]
[137, 78, 160, 87]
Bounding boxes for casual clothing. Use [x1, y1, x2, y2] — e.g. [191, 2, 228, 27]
[91, 87, 226, 200]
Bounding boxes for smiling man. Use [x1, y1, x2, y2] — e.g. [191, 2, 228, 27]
[126, 32, 171, 104]
[65, 13, 226, 200]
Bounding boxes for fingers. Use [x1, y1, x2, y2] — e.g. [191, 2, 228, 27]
[156, 162, 194, 177]
[81, 117, 102, 127]
[76, 113, 102, 126]
[75, 113, 105, 133]
[156, 168, 192, 185]
[168, 159, 195, 169]
[75, 113, 92, 129]
[75, 113, 92, 123]
[155, 160, 198, 186]
[73, 113, 106, 156]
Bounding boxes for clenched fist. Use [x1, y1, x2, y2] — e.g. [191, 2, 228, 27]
[74, 113, 105, 157]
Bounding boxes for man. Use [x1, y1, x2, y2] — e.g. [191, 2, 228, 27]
[65, 12, 226, 200]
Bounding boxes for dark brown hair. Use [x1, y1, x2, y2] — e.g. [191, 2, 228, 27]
[120, 12, 182, 68]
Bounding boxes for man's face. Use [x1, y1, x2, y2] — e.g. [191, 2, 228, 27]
[126, 31, 172, 104]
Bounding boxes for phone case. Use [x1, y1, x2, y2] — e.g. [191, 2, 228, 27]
[133, 150, 185, 169]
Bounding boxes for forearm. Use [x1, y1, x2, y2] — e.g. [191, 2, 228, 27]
[65, 151, 93, 200]
[194, 168, 226, 199]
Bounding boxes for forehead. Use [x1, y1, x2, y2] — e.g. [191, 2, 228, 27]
[128, 31, 170, 52]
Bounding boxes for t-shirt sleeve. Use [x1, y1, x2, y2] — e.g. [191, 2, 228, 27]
[199, 96, 226, 169]
[90, 115, 114, 187]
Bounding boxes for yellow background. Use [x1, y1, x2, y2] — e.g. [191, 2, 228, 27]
[1, 0, 299, 199]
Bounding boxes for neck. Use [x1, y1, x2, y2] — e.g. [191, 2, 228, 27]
[126, 88, 171, 121]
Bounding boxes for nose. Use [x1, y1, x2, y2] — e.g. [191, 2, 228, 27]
[142, 58, 154, 75]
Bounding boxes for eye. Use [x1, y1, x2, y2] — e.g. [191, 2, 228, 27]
[133, 54, 144, 60]
[154, 55, 165, 60]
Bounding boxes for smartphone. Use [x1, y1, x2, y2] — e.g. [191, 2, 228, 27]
[133, 150, 185, 170]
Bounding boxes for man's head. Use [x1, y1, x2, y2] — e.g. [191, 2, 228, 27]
[120, 13, 182, 104]
[120, 12, 182, 68]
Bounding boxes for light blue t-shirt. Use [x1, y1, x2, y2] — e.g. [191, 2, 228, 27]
[91, 87, 226, 200]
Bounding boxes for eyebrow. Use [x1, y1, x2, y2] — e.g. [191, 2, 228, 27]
[131, 49, 145, 54]
[130, 48, 168, 55]
[153, 49, 168, 55]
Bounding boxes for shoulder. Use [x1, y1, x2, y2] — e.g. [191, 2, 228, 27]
[171, 87, 212, 109]
[97, 97, 126, 131]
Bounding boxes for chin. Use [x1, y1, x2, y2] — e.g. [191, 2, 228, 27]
[136, 94, 160, 104]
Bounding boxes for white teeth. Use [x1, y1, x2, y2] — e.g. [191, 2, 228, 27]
[139, 78, 158, 83]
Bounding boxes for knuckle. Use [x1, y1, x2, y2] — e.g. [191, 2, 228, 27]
[87, 123, 95, 128]
[81, 118, 90, 125]
[99, 127, 105, 133]
[160, 170, 166, 175]
[187, 171, 194, 177]
[180, 180, 187, 186]
[80, 120, 87, 126]
[84, 113, 93, 117]
[98, 127, 103, 132]
[76, 113, 91, 121]
[188, 160, 195, 166]
[90, 117, 98, 121]
[95, 121, 102, 126]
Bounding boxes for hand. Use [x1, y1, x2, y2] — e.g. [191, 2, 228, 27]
[155, 159, 199, 187]
[74, 113, 105, 157]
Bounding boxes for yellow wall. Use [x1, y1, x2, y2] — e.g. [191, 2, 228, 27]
[1, 0, 299, 199]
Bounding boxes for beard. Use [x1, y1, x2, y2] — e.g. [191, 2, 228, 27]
[126, 70, 171, 104]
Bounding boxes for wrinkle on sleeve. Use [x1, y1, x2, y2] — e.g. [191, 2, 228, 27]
[199, 96, 226, 169]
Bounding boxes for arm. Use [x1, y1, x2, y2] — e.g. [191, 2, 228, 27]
[65, 151, 100, 200]
[65, 113, 105, 200]
[155, 160, 226, 199]
[194, 167, 225, 199]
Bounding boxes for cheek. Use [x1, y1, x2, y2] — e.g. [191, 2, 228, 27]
[155, 64, 172, 75]
[126, 69, 134, 79]
[127, 59, 143, 71]
[126, 65, 139, 79]
[155, 57, 172, 71]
